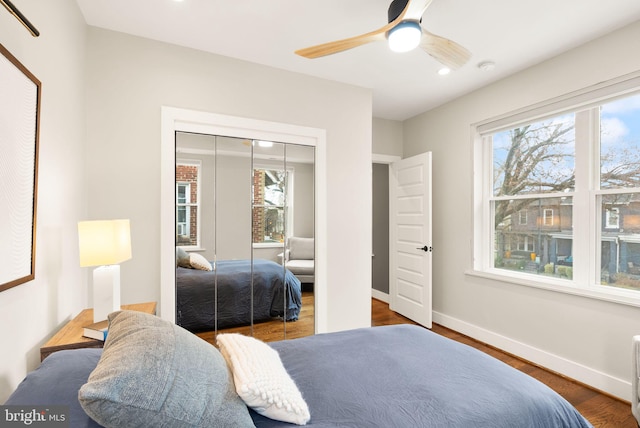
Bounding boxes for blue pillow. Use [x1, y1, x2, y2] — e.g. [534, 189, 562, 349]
[78, 310, 254, 427]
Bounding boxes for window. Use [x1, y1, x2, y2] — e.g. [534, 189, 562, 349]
[518, 210, 528, 225]
[605, 207, 620, 229]
[474, 79, 640, 302]
[252, 167, 294, 245]
[176, 160, 200, 248]
[176, 183, 190, 236]
[543, 209, 554, 226]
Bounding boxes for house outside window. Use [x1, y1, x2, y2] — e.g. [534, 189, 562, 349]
[474, 82, 640, 302]
[252, 167, 294, 245]
[176, 160, 200, 248]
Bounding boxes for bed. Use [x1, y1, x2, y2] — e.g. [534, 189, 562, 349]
[5, 310, 593, 428]
[176, 259, 302, 331]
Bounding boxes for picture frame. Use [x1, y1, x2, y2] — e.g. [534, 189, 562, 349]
[0, 43, 41, 292]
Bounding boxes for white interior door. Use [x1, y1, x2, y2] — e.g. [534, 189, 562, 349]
[389, 152, 432, 328]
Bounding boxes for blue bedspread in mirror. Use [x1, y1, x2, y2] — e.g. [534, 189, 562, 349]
[176, 259, 302, 331]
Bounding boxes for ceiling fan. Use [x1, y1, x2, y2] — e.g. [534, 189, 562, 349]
[295, 0, 471, 70]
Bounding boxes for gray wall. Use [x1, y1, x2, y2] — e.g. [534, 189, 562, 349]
[0, 0, 88, 402]
[84, 28, 373, 334]
[403, 19, 640, 399]
[373, 118, 403, 156]
[372, 163, 390, 294]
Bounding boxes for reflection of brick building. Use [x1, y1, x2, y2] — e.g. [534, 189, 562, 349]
[252, 170, 265, 243]
[497, 197, 640, 276]
[176, 164, 198, 246]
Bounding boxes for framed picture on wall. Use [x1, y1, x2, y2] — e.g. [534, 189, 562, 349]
[0, 43, 41, 292]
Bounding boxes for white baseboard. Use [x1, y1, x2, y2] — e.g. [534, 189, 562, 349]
[433, 311, 631, 402]
[371, 289, 389, 303]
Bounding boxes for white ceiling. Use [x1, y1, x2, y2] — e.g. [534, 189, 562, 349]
[75, 0, 640, 121]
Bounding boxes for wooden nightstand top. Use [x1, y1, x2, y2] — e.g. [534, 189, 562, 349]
[40, 302, 157, 361]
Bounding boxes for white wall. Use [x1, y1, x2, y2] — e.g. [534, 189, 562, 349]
[84, 28, 373, 333]
[403, 20, 640, 400]
[0, 0, 87, 402]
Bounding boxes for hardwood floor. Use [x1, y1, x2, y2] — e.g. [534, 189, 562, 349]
[195, 291, 315, 343]
[372, 298, 637, 428]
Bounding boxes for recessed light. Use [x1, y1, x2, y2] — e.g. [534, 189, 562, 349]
[438, 67, 451, 76]
[254, 140, 274, 148]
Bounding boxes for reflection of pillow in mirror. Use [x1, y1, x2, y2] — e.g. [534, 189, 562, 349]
[176, 247, 191, 268]
[190, 253, 212, 271]
[217, 333, 310, 425]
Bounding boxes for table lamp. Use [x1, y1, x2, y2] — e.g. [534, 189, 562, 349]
[78, 219, 132, 322]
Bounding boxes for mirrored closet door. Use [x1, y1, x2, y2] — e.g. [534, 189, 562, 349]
[174, 132, 315, 342]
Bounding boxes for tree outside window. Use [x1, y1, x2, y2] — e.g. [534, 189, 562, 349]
[484, 91, 640, 293]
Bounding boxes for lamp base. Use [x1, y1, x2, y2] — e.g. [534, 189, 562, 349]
[93, 265, 121, 322]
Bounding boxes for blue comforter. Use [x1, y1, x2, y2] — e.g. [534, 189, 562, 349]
[253, 325, 593, 427]
[177, 259, 301, 331]
[6, 325, 593, 428]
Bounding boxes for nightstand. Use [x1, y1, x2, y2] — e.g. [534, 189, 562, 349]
[40, 302, 157, 361]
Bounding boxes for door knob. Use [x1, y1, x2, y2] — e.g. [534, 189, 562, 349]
[416, 245, 432, 252]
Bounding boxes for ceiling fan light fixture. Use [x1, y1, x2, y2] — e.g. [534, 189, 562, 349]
[388, 20, 421, 53]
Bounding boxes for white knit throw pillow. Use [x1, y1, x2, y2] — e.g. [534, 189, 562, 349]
[217, 333, 310, 425]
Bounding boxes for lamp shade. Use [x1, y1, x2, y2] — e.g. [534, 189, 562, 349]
[78, 219, 132, 267]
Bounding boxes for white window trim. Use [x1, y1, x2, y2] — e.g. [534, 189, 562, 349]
[470, 70, 640, 308]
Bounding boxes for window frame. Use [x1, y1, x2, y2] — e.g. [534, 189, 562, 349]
[543, 209, 554, 226]
[518, 210, 528, 225]
[471, 71, 640, 307]
[251, 164, 295, 249]
[175, 159, 202, 250]
[176, 182, 191, 237]
[605, 207, 620, 229]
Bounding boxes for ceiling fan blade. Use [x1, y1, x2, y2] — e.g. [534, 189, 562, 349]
[403, 0, 434, 21]
[296, 0, 413, 59]
[295, 29, 387, 59]
[419, 29, 471, 70]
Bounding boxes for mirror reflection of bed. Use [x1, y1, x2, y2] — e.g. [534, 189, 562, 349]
[175, 132, 315, 342]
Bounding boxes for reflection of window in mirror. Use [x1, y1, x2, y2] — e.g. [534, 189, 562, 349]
[253, 167, 293, 246]
[176, 160, 201, 249]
